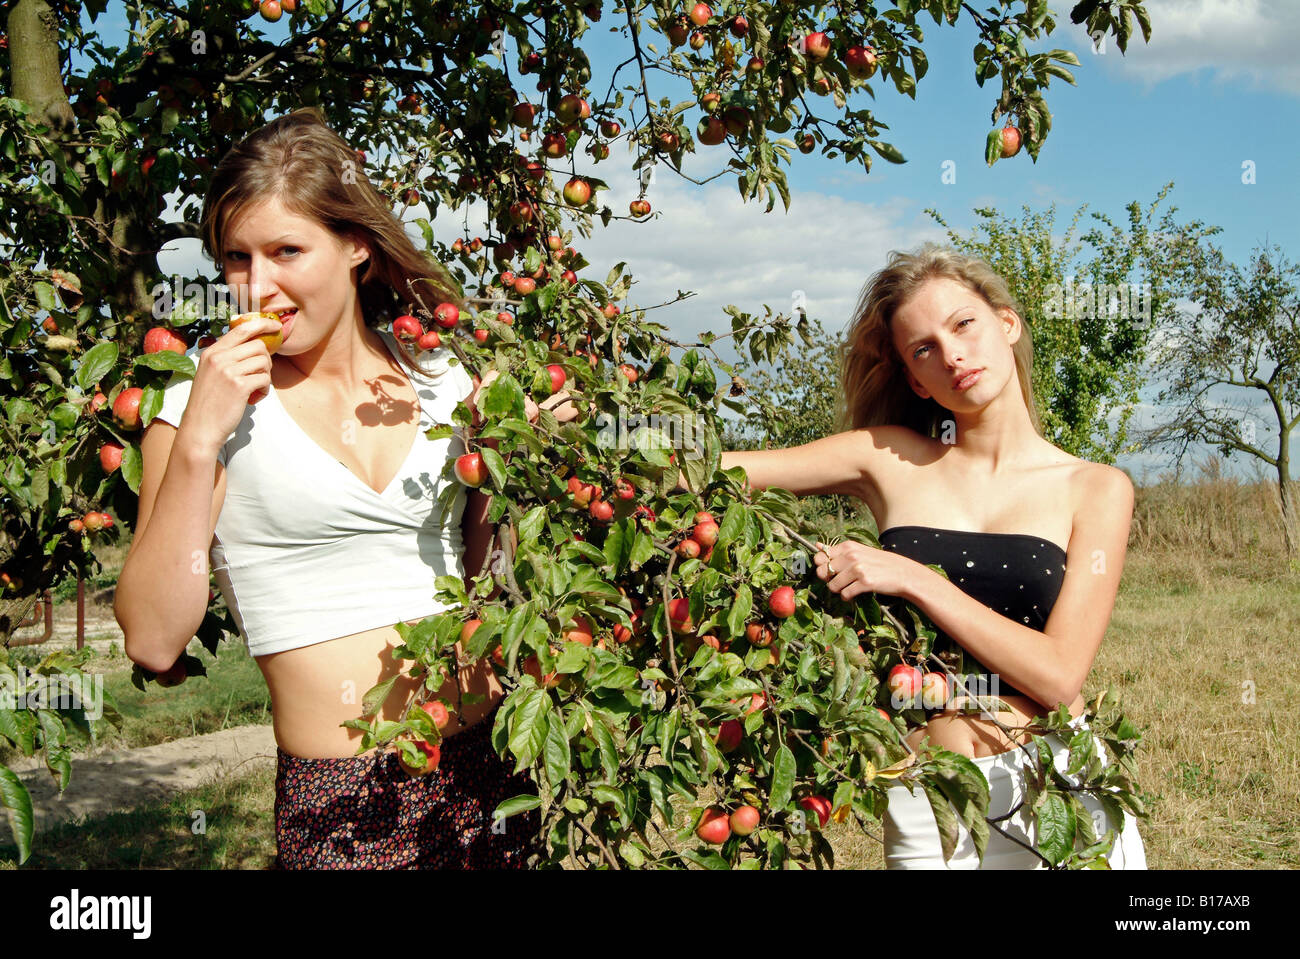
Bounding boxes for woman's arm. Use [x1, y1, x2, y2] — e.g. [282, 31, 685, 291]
[850, 466, 1134, 709]
[677, 425, 913, 498]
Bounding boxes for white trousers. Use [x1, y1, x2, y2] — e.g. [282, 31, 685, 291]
[882, 714, 1148, 869]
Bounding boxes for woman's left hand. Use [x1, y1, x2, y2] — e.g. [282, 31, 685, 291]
[813, 539, 922, 602]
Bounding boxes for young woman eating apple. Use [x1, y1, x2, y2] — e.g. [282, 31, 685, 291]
[114, 110, 565, 869]
[717, 244, 1147, 869]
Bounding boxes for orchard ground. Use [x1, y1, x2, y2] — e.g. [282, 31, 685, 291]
[2, 475, 1296, 869]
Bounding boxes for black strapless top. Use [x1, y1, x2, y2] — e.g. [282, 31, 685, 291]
[877, 525, 1068, 702]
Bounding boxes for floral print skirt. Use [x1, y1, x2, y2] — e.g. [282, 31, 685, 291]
[272, 707, 540, 869]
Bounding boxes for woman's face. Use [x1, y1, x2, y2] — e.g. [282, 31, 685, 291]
[219, 194, 369, 355]
[890, 276, 1021, 413]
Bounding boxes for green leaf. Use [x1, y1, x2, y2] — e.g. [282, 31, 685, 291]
[769, 744, 796, 810]
[479, 446, 507, 490]
[1035, 792, 1075, 865]
[922, 782, 962, 863]
[0, 765, 33, 864]
[135, 352, 196, 375]
[543, 712, 572, 794]
[75, 341, 118, 391]
[507, 688, 550, 772]
[726, 583, 753, 637]
[360, 675, 398, 718]
[985, 128, 1003, 166]
[590, 715, 619, 783]
[494, 794, 542, 819]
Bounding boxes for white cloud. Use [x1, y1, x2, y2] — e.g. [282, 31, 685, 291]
[1068, 0, 1300, 96]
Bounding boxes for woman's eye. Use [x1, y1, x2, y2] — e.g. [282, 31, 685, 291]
[958, 317, 973, 328]
[913, 345, 929, 359]
[279, 246, 301, 256]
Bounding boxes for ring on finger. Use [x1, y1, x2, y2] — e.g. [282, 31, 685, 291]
[827, 561, 836, 576]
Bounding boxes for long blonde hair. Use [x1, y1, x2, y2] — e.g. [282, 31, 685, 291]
[200, 108, 461, 370]
[837, 243, 1041, 437]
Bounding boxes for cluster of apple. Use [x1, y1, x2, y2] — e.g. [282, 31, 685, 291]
[398, 698, 452, 776]
[67, 511, 115, 534]
[247, 0, 297, 23]
[673, 511, 719, 561]
[887, 662, 950, 710]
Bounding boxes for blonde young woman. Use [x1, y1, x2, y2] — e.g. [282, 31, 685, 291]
[720, 244, 1147, 869]
[114, 110, 558, 868]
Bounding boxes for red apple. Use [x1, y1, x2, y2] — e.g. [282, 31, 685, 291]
[745, 622, 774, 648]
[514, 276, 537, 295]
[803, 32, 831, 61]
[399, 738, 441, 776]
[230, 311, 284, 354]
[546, 364, 566, 393]
[112, 387, 144, 431]
[799, 795, 832, 828]
[887, 663, 924, 704]
[563, 616, 595, 646]
[696, 807, 730, 845]
[556, 94, 590, 124]
[667, 598, 693, 632]
[541, 133, 567, 158]
[603, 303, 621, 319]
[714, 719, 742, 753]
[846, 44, 879, 78]
[697, 116, 727, 145]
[99, 442, 124, 473]
[689, 2, 711, 27]
[730, 804, 759, 835]
[258, 0, 282, 23]
[616, 363, 638, 383]
[460, 618, 483, 644]
[921, 672, 950, 710]
[454, 452, 488, 488]
[676, 539, 701, 560]
[562, 177, 592, 206]
[511, 102, 537, 127]
[599, 119, 620, 137]
[143, 326, 187, 354]
[417, 330, 442, 351]
[69, 518, 84, 533]
[420, 700, 451, 730]
[629, 199, 651, 217]
[82, 511, 105, 531]
[392, 315, 422, 342]
[433, 302, 460, 329]
[691, 520, 718, 547]
[589, 499, 614, 522]
[1000, 125, 1022, 157]
[768, 585, 796, 619]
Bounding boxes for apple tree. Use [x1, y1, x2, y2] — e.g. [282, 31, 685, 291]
[2, 0, 1153, 864]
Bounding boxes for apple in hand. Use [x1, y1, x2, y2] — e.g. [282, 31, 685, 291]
[454, 452, 488, 487]
[230, 311, 285, 354]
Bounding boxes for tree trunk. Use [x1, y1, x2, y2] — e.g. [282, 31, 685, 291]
[7, 0, 75, 132]
[1277, 430, 1296, 556]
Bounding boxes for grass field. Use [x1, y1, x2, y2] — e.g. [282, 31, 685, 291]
[3, 468, 1297, 869]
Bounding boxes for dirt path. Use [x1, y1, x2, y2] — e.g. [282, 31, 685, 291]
[7, 723, 278, 833]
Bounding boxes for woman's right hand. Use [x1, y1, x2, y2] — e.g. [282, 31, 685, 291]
[176, 315, 280, 457]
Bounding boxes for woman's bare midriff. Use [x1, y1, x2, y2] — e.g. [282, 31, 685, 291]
[256, 619, 504, 759]
[905, 695, 1087, 759]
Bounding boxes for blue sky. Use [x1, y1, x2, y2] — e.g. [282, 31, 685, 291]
[137, 1, 1300, 483]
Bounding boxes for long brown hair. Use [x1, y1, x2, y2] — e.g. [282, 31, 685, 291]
[200, 108, 461, 370]
[837, 243, 1041, 437]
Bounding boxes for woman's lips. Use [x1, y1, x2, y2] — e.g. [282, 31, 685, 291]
[954, 369, 982, 391]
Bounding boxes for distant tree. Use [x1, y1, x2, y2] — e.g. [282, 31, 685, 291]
[1138, 242, 1299, 556]
[927, 183, 1220, 463]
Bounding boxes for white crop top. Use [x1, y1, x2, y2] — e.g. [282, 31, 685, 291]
[154, 329, 474, 656]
